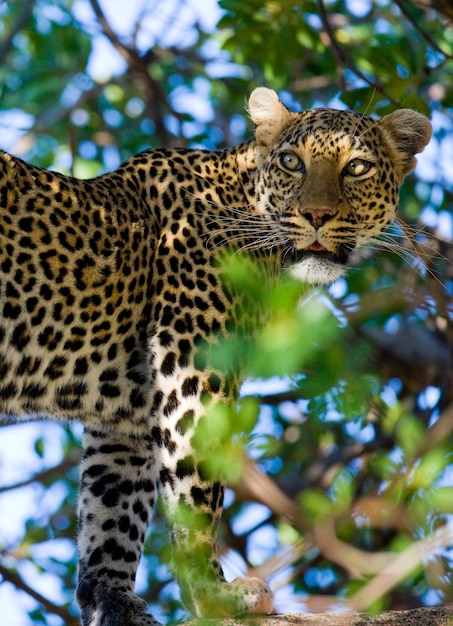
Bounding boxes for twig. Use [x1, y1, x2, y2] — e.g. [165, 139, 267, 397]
[412, 0, 453, 22]
[0, 451, 79, 494]
[0, 0, 34, 64]
[88, 0, 182, 146]
[394, 0, 453, 58]
[317, 0, 400, 107]
[0, 562, 79, 625]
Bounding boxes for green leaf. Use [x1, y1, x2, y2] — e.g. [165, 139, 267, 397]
[298, 489, 333, 524]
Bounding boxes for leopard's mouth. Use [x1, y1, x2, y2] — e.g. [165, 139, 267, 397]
[291, 243, 353, 267]
[287, 242, 355, 284]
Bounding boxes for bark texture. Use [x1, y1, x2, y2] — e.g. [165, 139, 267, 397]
[186, 605, 453, 626]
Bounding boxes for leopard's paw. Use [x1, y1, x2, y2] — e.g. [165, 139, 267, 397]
[187, 576, 273, 617]
[77, 582, 160, 626]
[229, 576, 274, 614]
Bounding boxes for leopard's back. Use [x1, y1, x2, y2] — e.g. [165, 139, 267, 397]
[0, 152, 156, 428]
[0, 146, 259, 432]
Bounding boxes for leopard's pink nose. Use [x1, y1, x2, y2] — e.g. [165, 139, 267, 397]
[300, 207, 337, 228]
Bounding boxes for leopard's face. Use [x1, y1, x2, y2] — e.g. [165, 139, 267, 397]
[255, 112, 398, 283]
[248, 89, 432, 284]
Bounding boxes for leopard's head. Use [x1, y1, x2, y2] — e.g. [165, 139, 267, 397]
[248, 87, 432, 284]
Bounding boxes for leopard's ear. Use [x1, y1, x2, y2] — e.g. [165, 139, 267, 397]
[380, 109, 432, 178]
[248, 88, 292, 155]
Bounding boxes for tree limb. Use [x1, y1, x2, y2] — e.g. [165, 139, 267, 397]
[88, 0, 183, 146]
[0, 0, 34, 65]
[316, 0, 400, 106]
[185, 604, 453, 625]
[0, 563, 79, 625]
[410, 0, 453, 21]
[394, 0, 453, 58]
[0, 451, 79, 494]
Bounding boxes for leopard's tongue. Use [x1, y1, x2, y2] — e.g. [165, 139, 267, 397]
[308, 242, 327, 252]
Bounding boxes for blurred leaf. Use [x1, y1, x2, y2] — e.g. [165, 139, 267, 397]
[298, 488, 333, 524]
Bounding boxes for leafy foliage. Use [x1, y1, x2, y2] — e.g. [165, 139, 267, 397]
[0, 1, 452, 624]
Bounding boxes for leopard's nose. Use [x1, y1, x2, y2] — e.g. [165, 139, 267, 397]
[300, 207, 336, 228]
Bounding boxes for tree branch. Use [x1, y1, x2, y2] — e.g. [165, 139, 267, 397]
[317, 0, 400, 106]
[88, 0, 183, 146]
[347, 523, 453, 612]
[0, 0, 34, 65]
[394, 0, 453, 58]
[410, 0, 453, 22]
[0, 450, 79, 494]
[185, 604, 453, 625]
[0, 563, 79, 625]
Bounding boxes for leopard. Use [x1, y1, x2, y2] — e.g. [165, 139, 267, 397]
[0, 87, 431, 625]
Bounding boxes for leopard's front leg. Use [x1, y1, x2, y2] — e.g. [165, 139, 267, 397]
[77, 427, 159, 626]
[158, 409, 273, 618]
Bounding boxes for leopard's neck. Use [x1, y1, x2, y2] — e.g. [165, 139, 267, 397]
[231, 140, 258, 209]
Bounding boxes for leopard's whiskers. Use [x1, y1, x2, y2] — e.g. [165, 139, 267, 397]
[352, 220, 448, 287]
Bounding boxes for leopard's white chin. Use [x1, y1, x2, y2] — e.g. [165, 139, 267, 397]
[289, 256, 347, 284]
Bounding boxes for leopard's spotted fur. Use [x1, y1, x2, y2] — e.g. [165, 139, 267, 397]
[0, 88, 431, 625]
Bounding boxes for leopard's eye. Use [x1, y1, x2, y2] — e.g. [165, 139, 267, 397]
[343, 158, 373, 176]
[280, 152, 304, 172]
